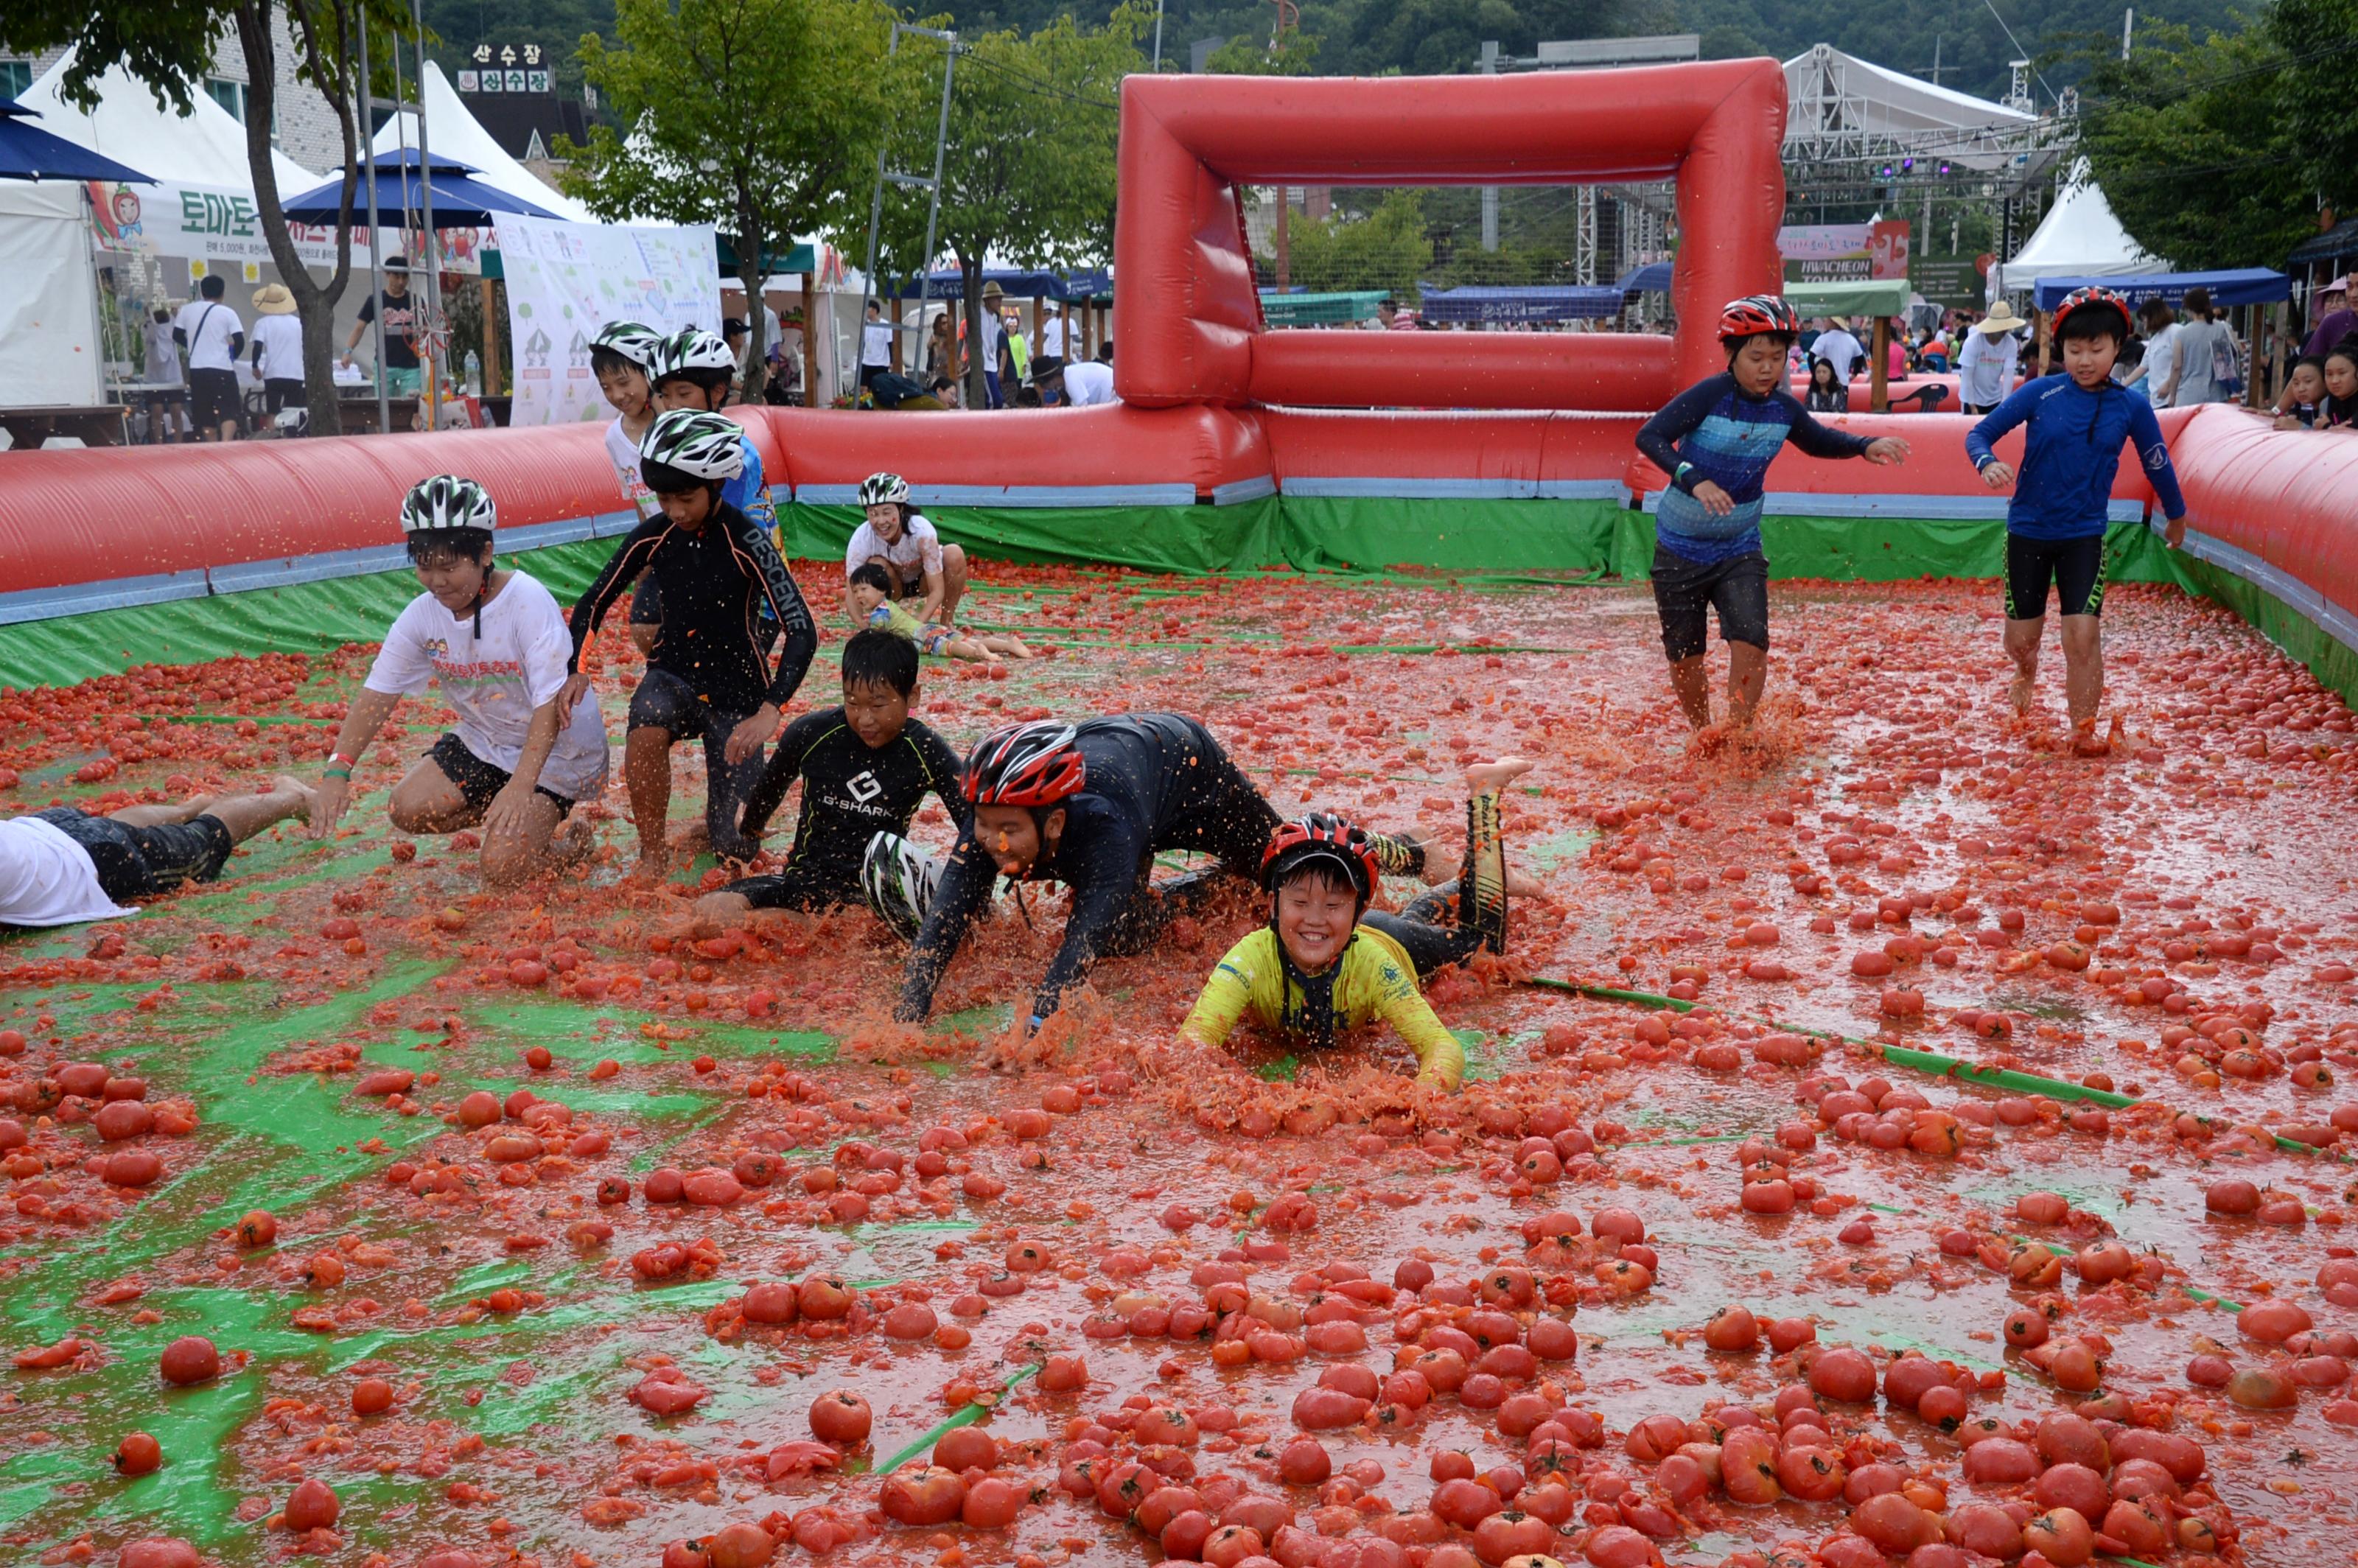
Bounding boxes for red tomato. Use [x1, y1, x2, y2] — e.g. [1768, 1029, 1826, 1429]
[809, 1390, 872, 1444]
[880, 1464, 967, 1526]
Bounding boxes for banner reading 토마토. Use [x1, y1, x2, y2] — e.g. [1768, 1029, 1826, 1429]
[491, 214, 721, 427]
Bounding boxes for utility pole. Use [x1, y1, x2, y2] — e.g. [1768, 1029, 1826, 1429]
[1479, 41, 1500, 252]
[1153, 0, 1166, 71]
[355, 17, 389, 435]
[410, 0, 440, 433]
[2121, 9, 2135, 58]
[1925, 36, 1951, 85]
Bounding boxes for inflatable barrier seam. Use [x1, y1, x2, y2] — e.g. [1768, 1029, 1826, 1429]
[793, 482, 1201, 509]
[2181, 524, 2355, 652]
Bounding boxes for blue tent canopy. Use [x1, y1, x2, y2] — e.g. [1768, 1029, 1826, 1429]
[1615, 261, 1673, 294]
[2033, 268, 2290, 312]
[890, 267, 1110, 301]
[1418, 284, 1626, 323]
[0, 99, 153, 184]
[279, 148, 564, 226]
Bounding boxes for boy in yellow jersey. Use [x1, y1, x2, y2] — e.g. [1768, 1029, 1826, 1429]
[1180, 760, 1532, 1091]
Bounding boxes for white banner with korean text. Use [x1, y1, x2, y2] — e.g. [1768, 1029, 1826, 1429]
[491, 215, 721, 427]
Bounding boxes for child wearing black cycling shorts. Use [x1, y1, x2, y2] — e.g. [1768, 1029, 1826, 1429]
[689, 629, 968, 928]
[1634, 295, 1910, 735]
[1966, 285, 2189, 752]
[562, 410, 817, 878]
[1177, 759, 1535, 1092]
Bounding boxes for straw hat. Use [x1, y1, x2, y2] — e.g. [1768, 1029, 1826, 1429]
[1976, 301, 2026, 335]
[252, 283, 297, 315]
[982, 281, 1004, 301]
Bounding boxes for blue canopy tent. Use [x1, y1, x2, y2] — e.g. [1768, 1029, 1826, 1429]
[890, 267, 1111, 301]
[0, 99, 153, 183]
[2032, 268, 2289, 312]
[278, 148, 564, 226]
[1615, 262, 1673, 294]
[1418, 284, 1626, 324]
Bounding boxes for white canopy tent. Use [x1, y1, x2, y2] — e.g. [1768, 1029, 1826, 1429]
[1988, 161, 2160, 296]
[0, 182, 108, 409]
[21, 54, 318, 192]
[371, 63, 599, 225]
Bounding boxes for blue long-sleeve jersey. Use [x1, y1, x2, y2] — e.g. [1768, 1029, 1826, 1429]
[1965, 374, 2188, 541]
[1634, 372, 1875, 564]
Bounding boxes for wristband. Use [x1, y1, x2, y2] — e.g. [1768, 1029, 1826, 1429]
[324, 766, 351, 780]
[331, 751, 360, 769]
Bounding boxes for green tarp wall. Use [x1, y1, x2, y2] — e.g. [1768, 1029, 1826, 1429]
[0, 499, 2302, 700]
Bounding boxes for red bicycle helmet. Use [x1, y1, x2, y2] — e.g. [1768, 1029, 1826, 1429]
[964, 721, 1085, 807]
[1718, 294, 1801, 343]
[2051, 285, 2131, 343]
[1260, 813, 1382, 904]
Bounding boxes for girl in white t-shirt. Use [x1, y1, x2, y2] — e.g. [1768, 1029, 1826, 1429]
[310, 477, 610, 886]
[842, 472, 968, 630]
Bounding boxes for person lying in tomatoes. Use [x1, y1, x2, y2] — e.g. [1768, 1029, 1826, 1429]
[891, 714, 1427, 1033]
[1178, 759, 1536, 1091]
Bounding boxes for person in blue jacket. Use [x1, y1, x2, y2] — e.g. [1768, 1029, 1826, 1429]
[1634, 295, 1910, 735]
[1965, 286, 2189, 752]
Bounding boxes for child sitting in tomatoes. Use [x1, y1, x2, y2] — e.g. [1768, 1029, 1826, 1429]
[1178, 760, 1535, 1091]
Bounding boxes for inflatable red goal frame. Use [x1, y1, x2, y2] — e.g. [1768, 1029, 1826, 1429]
[1112, 61, 1790, 413]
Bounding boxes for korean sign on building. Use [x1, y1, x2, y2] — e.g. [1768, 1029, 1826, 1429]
[457, 43, 552, 95]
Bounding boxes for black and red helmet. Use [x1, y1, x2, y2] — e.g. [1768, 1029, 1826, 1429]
[963, 721, 1085, 808]
[1260, 813, 1382, 904]
[1718, 294, 1801, 343]
[2051, 285, 2132, 344]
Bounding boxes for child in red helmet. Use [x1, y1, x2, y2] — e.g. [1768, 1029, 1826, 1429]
[1178, 759, 1536, 1091]
[1634, 294, 1911, 738]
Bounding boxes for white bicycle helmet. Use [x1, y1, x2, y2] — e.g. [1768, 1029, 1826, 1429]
[400, 474, 497, 535]
[859, 472, 911, 508]
[650, 326, 738, 382]
[592, 320, 665, 368]
[638, 409, 744, 482]
[862, 832, 943, 942]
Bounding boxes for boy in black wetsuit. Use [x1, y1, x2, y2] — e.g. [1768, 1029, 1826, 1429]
[690, 629, 968, 926]
[560, 409, 817, 879]
[893, 715, 1425, 1032]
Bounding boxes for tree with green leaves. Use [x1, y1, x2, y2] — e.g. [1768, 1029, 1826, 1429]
[2263, 0, 2358, 222]
[2077, 19, 2318, 270]
[1278, 189, 1434, 298]
[1, 0, 399, 435]
[895, 7, 1141, 409]
[558, 0, 910, 399]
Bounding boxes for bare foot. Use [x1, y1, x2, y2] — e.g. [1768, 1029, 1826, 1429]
[1504, 866, 1547, 897]
[550, 816, 597, 867]
[2070, 717, 2111, 757]
[1464, 757, 1536, 794]
[2008, 673, 2035, 715]
[1690, 721, 1732, 756]
[626, 847, 674, 886]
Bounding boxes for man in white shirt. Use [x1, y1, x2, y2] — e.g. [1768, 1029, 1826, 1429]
[141, 307, 193, 442]
[172, 273, 245, 441]
[1040, 305, 1069, 363]
[2, 781, 315, 929]
[978, 282, 1007, 407]
[1032, 357, 1116, 408]
[1810, 317, 1864, 385]
[248, 283, 307, 433]
[858, 299, 895, 398]
[1957, 303, 2027, 414]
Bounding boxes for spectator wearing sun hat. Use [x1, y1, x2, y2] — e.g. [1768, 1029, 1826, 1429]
[248, 284, 307, 424]
[2306, 276, 2354, 358]
[1957, 301, 2028, 414]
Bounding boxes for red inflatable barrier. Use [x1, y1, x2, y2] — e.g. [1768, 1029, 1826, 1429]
[1250, 332, 1676, 414]
[1114, 63, 1786, 408]
[2163, 405, 2358, 629]
[762, 402, 1270, 499]
[1263, 410, 1642, 489]
[0, 423, 634, 598]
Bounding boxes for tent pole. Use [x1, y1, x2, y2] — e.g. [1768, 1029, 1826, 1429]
[1870, 315, 1889, 413]
[358, 17, 390, 435]
[411, 0, 440, 433]
[481, 276, 502, 398]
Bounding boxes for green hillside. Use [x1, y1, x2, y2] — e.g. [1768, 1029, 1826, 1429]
[413, 0, 2259, 117]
